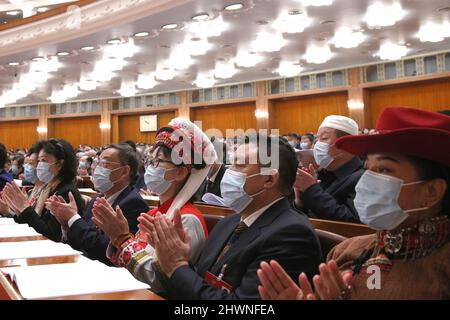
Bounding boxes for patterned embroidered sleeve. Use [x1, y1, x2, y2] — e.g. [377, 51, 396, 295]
[105, 213, 207, 292]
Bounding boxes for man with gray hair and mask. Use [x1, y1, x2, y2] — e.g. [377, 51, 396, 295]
[293, 115, 364, 222]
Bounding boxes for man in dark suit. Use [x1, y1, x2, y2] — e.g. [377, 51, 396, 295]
[192, 162, 227, 201]
[293, 115, 364, 222]
[140, 135, 323, 299]
[46, 143, 149, 264]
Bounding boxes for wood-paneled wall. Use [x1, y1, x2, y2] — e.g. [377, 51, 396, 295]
[115, 111, 176, 144]
[0, 120, 38, 149]
[369, 77, 450, 126]
[271, 92, 349, 134]
[48, 116, 101, 148]
[191, 102, 257, 137]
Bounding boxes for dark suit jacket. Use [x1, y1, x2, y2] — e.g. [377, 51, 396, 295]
[0, 170, 13, 192]
[192, 164, 227, 201]
[14, 181, 85, 242]
[67, 185, 149, 265]
[162, 198, 323, 300]
[299, 157, 364, 222]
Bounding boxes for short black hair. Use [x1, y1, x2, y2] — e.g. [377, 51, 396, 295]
[408, 156, 450, 217]
[40, 139, 78, 184]
[122, 140, 137, 152]
[0, 143, 7, 170]
[302, 134, 314, 143]
[105, 143, 138, 185]
[27, 141, 44, 157]
[437, 110, 450, 116]
[245, 135, 298, 196]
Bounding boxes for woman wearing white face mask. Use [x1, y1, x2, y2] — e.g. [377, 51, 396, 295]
[92, 118, 217, 295]
[1, 139, 85, 242]
[258, 107, 450, 300]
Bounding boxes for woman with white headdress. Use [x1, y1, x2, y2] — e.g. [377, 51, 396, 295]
[92, 118, 217, 294]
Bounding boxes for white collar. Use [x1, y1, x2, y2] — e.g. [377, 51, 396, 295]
[242, 197, 284, 227]
[107, 185, 128, 206]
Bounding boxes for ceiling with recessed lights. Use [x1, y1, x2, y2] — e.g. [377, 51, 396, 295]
[1, 0, 450, 107]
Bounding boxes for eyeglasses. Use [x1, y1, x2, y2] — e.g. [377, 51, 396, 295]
[144, 157, 175, 169]
[96, 159, 122, 168]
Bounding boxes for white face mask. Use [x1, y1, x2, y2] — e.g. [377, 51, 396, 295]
[354, 170, 428, 231]
[36, 161, 56, 183]
[313, 141, 334, 169]
[220, 169, 266, 213]
[93, 166, 122, 193]
[144, 166, 177, 195]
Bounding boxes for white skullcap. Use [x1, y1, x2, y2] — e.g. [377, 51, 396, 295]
[319, 115, 359, 136]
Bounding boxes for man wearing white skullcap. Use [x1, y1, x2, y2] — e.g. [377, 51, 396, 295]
[292, 115, 365, 222]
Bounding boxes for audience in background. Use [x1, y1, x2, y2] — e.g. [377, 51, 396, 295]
[9, 154, 24, 179]
[0, 139, 85, 242]
[300, 133, 314, 150]
[45, 143, 149, 265]
[293, 115, 364, 222]
[287, 133, 302, 150]
[258, 107, 450, 300]
[0, 144, 13, 192]
[77, 155, 93, 177]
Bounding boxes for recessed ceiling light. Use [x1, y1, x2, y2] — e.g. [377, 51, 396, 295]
[134, 31, 149, 37]
[224, 3, 243, 11]
[161, 23, 178, 30]
[32, 56, 45, 61]
[57, 51, 70, 56]
[437, 6, 450, 13]
[107, 38, 122, 45]
[255, 19, 269, 25]
[192, 13, 209, 21]
[37, 7, 49, 13]
[288, 9, 303, 15]
[80, 46, 95, 51]
[6, 10, 21, 16]
[8, 62, 19, 66]
[320, 19, 336, 25]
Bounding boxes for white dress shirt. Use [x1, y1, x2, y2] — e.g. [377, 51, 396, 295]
[242, 197, 284, 227]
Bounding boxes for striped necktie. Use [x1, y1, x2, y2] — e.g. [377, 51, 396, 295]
[214, 221, 248, 264]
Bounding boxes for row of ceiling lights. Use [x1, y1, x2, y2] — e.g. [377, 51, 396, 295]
[2, 1, 450, 105]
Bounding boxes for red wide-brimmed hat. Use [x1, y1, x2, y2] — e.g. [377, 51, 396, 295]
[335, 107, 450, 167]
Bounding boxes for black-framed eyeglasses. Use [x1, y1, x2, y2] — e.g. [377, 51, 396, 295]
[144, 157, 175, 169]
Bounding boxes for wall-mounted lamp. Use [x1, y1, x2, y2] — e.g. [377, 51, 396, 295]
[99, 123, 111, 130]
[36, 126, 48, 134]
[255, 110, 269, 119]
[347, 99, 364, 110]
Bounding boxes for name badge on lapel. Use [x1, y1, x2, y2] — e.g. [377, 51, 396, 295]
[204, 264, 232, 293]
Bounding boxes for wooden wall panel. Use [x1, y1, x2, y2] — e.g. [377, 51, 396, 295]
[117, 111, 176, 144]
[48, 116, 101, 148]
[271, 92, 349, 135]
[369, 78, 450, 126]
[191, 102, 256, 137]
[0, 120, 38, 149]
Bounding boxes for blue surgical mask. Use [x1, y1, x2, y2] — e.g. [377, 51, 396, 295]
[24, 164, 37, 184]
[36, 162, 56, 184]
[313, 141, 334, 169]
[92, 166, 122, 193]
[354, 171, 428, 231]
[300, 142, 309, 150]
[144, 166, 176, 195]
[11, 165, 19, 175]
[220, 169, 266, 213]
[79, 161, 86, 169]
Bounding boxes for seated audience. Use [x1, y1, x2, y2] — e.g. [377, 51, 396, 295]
[287, 133, 301, 149]
[0, 139, 84, 242]
[300, 133, 314, 150]
[293, 115, 364, 222]
[10, 154, 24, 179]
[45, 143, 149, 264]
[92, 118, 215, 293]
[77, 155, 93, 176]
[193, 160, 227, 201]
[137, 135, 322, 299]
[258, 107, 450, 300]
[0, 143, 13, 192]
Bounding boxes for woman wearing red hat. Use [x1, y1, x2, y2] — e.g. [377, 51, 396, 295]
[257, 107, 450, 299]
[92, 118, 217, 296]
